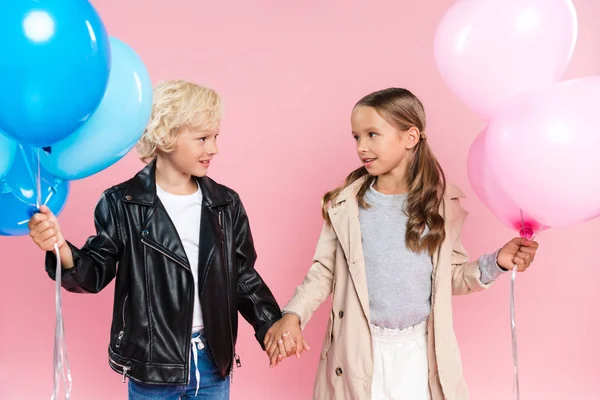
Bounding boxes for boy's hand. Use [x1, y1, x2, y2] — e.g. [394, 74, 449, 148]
[28, 205, 65, 251]
[28, 205, 74, 269]
[264, 313, 310, 367]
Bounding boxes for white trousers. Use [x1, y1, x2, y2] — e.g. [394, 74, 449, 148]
[371, 321, 431, 400]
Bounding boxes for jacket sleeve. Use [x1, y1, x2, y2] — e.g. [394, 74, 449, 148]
[449, 193, 495, 296]
[45, 192, 125, 294]
[232, 194, 282, 349]
[450, 234, 493, 295]
[282, 221, 336, 330]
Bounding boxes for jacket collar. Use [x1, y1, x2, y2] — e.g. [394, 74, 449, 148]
[122, 159, 233, 207]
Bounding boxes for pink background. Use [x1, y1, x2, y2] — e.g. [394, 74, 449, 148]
[1, 1, 599, 399]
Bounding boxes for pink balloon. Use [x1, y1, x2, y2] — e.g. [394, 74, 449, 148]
[486, 76, 600, 227]
[467, 129, 548, 238]
[434, 0, 578, 119]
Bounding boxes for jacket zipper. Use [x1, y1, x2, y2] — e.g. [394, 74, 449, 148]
[200, 249, 216, 296]
[141, 238, 189, 270]
[219, 209, 240, 382]
[141, 237, 195, 385]
[109, 358, 131, 383]
[116, 294, 128, 348]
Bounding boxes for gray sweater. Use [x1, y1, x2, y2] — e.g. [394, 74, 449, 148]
[358, 186, 504, 330]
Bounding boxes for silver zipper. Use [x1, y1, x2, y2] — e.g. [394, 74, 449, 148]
[122, 295, 128, 326]
[116, 295, 128, 348]
[219, 209, 239, 383]
[116, 331, 124, 348]
[141, 238, 188, 269]
[110, 358, 131, 383]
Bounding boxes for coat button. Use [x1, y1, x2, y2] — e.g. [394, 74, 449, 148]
[335, 367, 343, 376]
[125, 195, 132, 201]
[141, 230, 149, 237]
[338, 311, 344, 318]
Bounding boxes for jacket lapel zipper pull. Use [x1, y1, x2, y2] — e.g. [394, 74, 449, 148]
[116, 331, 124, 348]
[122, 366, 130, 383]
[235, 354, 241, 368]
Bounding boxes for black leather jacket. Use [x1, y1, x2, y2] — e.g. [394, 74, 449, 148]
[45, 161, 282, 384]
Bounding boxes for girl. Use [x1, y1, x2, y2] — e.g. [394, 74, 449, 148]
[28, 80, 282, 400]
[264, 88, 538, 400]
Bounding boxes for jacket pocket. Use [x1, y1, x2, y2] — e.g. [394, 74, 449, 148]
[320, 309, 334, 359]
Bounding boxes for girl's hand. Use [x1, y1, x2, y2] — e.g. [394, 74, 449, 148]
[264, 314, 310, 367]
[497, 237, 539, 272]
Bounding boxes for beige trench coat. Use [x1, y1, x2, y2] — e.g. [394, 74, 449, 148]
[283, 177, 493, 399]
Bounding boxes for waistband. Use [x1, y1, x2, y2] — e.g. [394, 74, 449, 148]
[370, 320, 427, 343]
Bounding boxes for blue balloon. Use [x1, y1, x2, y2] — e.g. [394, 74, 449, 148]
[4, 144, 67, 206]
[0, 184, 69, 236]
[0, 147, 69, 237]
[0, 0, 111, 147]
[40, 37, 153, 180]
[0, 131, 17, 180]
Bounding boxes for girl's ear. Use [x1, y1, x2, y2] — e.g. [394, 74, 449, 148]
[404, 127, 420, 149]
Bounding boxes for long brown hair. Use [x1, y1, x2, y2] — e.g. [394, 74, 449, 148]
[322, 88, 446, 254]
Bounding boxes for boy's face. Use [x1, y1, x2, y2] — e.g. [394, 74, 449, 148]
[164, 126, 219, 177]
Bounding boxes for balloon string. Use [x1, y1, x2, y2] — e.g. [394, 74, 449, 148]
[34, 150, 72, 399]
[512, 210, 536, 400]
[51, 241, 72, 400]
[510, 211, 525, 400]
[510, 262, 520, 400]
[36, 148, 41, 210]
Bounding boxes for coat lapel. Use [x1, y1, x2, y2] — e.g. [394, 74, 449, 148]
[123, 161, 192, 270]
[196, 177, 232, 289]
[141, 201, 192, 270]
[431, 198, 448, 289]
[432, 192, 468, 291]
[328, 179, 371, 323]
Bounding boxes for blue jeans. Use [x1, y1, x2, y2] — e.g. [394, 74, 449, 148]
[128, 331, 230, 400]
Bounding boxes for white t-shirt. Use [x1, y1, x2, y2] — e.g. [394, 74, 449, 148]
[156, 183, 204, 332]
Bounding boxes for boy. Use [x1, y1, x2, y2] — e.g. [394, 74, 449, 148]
[28, 80, 282, 399]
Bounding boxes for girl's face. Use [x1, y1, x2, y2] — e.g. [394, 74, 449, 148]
[351, 106, 420, 179]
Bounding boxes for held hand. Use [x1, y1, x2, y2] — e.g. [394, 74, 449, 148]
[264, 314, 310, 367]
[497, 237, 539, 272]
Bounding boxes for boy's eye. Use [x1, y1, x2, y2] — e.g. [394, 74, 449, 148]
[368, 132, 377, 138]
[353, 135, 359, 141]
[197, 137, 206, 142]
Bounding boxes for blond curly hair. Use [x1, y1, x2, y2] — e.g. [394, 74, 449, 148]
[136, 80, 224, 162]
